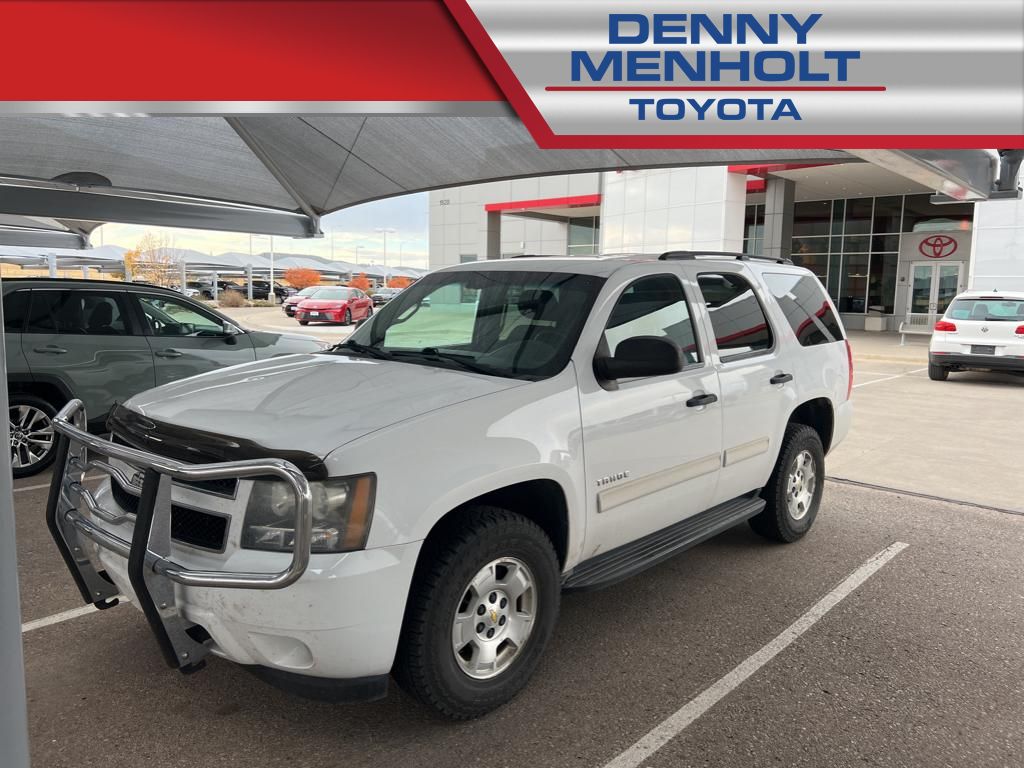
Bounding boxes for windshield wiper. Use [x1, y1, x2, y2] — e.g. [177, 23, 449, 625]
[330, 340, 393, 360]
[392, 348, 496, 376]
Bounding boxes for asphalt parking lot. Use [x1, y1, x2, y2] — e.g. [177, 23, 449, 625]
[13, 331, 1024, 767]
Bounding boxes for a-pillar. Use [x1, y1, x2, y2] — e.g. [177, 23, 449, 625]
[486, 210, 502, 260]
[762, 177, 796, 261]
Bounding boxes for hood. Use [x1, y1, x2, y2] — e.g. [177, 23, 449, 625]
[298, 299, 346, 309]
[247, 329, 325, 355]
[121, 353, 523, 461]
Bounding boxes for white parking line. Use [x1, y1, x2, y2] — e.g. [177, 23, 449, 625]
[852, 367, 927, 388]
[21, 598, 127, 634]
[601, 541, 909, 768]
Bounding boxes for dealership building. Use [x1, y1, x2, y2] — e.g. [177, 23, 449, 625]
[429, 163, 1024, 331]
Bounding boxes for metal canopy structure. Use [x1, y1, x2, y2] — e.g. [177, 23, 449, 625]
[0, 116, 858, 242]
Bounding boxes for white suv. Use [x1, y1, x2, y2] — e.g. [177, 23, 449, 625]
[47, 252, 852, 719]
[929, 290, 1024, 380]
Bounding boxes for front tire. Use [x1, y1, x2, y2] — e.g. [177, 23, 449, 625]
[928, 362, 949, 381]
[343, 309, 352, 325]
[10, 395, 59, 478]
[393, 507, 560, 720]
[750, 423, 824, 543]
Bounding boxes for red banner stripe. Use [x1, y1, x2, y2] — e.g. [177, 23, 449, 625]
[0, 0, 501, 101]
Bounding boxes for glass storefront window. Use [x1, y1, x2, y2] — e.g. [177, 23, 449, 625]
[792, 252, 828, 280]
[744, 204, 764, 242]
[872, 196, 903, 233]
[902, 194, 973, 233]
[791, 236, 829, 257]
[838, 253, 870, 313]
[792, 200, 832, 237]
[844, 198, 873, 235]
[867, 253, 898, 313]
[567, 216, 600, 255]
[871, 234, 900, 252]
[843, 235, 870, 253]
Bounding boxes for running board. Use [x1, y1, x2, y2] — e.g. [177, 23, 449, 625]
[562, 494, 765, 592]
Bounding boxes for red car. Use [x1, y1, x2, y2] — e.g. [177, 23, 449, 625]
[295, 286, 373, 325]
[282, 286, 323, 316]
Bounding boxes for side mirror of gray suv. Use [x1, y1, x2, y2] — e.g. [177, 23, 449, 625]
[594, 336, 683, 380]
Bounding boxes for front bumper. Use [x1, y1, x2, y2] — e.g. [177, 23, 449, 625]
[47, 400, 419, 688]
[930, 352, 1024, 372]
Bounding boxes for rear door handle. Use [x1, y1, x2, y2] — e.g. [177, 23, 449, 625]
[155, 349, 183, 358]
[770, 373, 793, 385]
[686, 393, 718, 408]
[32, 345, 67, 354]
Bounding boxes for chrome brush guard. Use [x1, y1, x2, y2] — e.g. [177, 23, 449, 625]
[46, 399, 313, 673]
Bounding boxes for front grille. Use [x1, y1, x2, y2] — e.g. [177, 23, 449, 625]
[110, 478, 229, 553]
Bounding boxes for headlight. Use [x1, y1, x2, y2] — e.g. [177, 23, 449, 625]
[241, 474, 375, 553]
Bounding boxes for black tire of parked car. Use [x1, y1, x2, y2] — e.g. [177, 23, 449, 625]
[749, 423, 824, 543]
[928, 363, 949, 381]
[298, 320, 309, 326]
[343, 309, 352, 325]
[9, 394, 59, 478]
[393, 507, 561, 720]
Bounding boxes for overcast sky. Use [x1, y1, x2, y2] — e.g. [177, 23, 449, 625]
[95, 192, 430, 269]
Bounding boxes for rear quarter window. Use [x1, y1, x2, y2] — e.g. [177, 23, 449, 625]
[2, 289, 30, 332]
[762, 272, 845, 346]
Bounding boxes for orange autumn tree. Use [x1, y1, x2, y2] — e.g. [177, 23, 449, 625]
[387, 276, 413, 289]
[347, 272, 372, 292]
[284, 267, 320, 290]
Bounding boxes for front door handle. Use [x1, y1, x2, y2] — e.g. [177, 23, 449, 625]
[155, 349, 183, 358]
[686, 393, 718, 408]
[770, 373, 794, 385]
[33, 345, 67, 354]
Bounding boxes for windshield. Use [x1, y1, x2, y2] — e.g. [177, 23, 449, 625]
[947, 298, 1024, 321]
[297, 287, 321, 297]
[341, 269, 605, 379]
[309, 287, 355, 301]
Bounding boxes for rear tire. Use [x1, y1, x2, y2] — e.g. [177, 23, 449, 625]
[298, 320, 309, 326]
[393, 507, 560, 720]
[750, 423, 824, 543]
[343, 309, 352, 325]
[10, 394, 59, 478]
[928, 363, 949, 381]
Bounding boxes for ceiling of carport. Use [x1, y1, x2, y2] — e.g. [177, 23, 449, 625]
[0, 115, 855, 241]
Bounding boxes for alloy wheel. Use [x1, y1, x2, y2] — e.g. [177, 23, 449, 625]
[786, 449, 817, 521]
[451, 557, 536, 680]
[10, 404, 55, 470]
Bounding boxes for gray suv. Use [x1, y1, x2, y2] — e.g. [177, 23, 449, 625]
[3, 278, 324, 477]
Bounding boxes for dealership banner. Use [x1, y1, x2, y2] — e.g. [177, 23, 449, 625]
[445, 0, 1024, 147]
[0, 0, 1021, 149]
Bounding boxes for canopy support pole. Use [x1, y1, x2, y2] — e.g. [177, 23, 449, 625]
[0, 293, 32, 768]
[225, 118, 323, 237]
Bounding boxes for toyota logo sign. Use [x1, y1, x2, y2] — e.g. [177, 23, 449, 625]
[919, 235, 958, 259]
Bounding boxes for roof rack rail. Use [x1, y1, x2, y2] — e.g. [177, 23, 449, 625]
[658, 250, 793, 265]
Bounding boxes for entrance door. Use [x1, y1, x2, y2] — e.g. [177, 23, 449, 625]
[907, 262, 964, 325]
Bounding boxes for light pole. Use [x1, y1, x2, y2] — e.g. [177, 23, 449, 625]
[375, 228, 396, 289]
[269, 235, 276, 305]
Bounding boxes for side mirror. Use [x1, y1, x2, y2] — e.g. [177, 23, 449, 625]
[594, 336, 682, 380]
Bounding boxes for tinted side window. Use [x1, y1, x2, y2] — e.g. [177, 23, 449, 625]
[3, 289, 30, 332]
[604, 275, 701, 365]
[763, 272, 845, 346]
[697, 273, 773, 360]
[26, 290, 130, 335]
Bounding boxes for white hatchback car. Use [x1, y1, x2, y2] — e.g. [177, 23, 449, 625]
[929, 290, 1024, 380]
